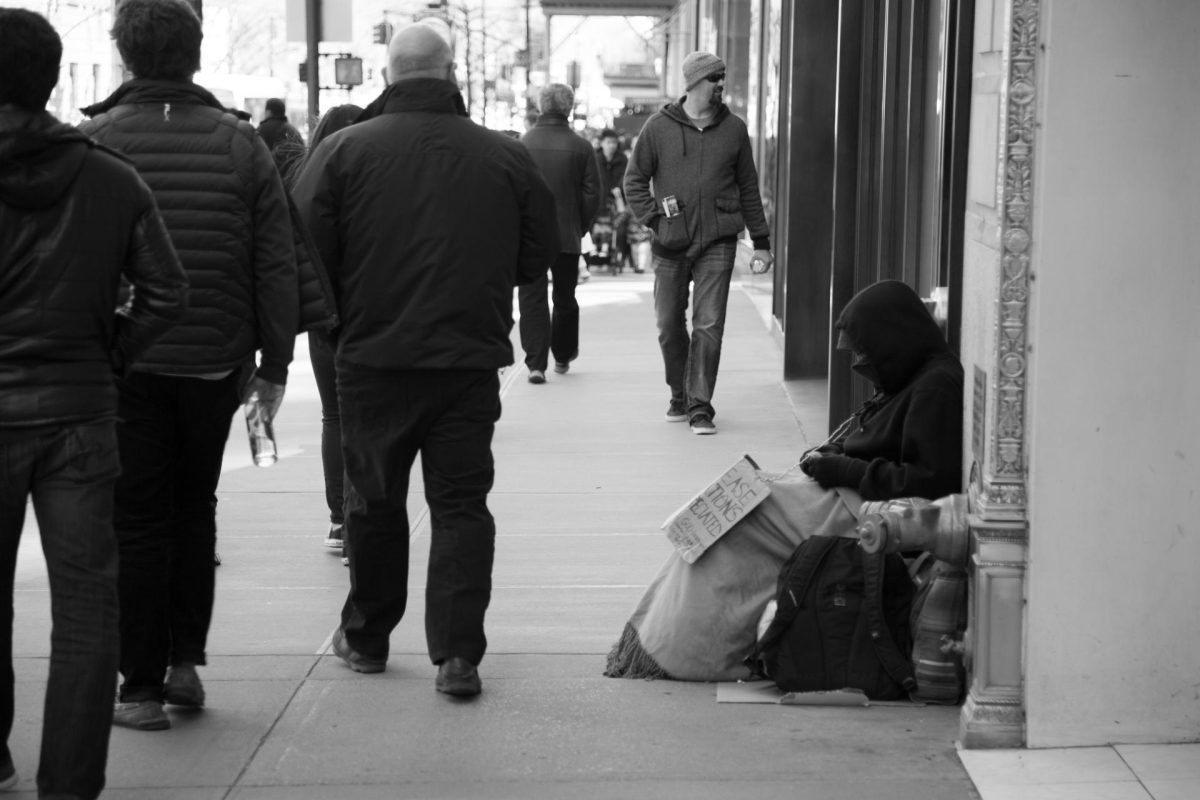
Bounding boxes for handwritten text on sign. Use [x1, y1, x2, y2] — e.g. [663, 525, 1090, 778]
[663, 456, 771, 563]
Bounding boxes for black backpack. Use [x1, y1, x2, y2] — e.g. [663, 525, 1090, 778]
[747, 535, 917, 700]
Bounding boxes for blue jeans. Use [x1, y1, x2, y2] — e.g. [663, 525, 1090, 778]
[0, 421, 120, 800]
[652, 240, 737, 420]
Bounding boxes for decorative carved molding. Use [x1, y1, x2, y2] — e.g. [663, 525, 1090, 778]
[961, 0, 1040, 750]
[986, 0, 1039, 513]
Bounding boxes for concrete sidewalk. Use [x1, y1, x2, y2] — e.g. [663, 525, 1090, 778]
[8, 270, 977, 799]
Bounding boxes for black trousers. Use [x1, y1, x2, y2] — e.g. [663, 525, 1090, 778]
[113, 371, 241, 701]
[518, 251, 582, 371]
[337, 365, 501, 666]
[309, 331, 344, 525]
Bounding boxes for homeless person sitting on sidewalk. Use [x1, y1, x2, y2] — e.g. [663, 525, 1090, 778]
[605, 279, 963, 681]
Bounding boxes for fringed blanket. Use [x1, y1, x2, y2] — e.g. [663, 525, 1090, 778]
[605, 467, 861, 681]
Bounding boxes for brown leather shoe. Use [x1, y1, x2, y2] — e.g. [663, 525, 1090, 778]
[435, 657, 481, 696]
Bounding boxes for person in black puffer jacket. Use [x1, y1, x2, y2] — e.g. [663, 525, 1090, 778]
[0, 10, 188, 796]
[77, 0, 298, 733]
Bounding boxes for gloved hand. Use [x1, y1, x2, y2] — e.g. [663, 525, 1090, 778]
[242, 374, 286, 421]
[804, 454, 868, 490]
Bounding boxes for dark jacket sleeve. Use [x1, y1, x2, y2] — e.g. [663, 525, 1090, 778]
[857, 373, 964, 501]
[515, 150, 561, 285]
[291, 141, 343, 296]
[113, 190, 190, 374]
[288, 193, 339, 334]
[248, 135, 299, 384]
[735, 127, 771, 251]
[623, 123, 659, 230]
[579, 145, 601, 232]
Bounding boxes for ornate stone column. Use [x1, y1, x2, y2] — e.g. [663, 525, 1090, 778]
[959, 0, 1039, 749]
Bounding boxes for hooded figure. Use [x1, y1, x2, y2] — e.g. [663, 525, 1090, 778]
[801, 280, 963, 501]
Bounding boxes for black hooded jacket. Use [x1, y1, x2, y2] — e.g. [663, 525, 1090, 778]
[0, 111, 188, 428]
[810, 280, 963, 501]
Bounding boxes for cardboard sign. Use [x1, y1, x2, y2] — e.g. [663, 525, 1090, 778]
[662, 455, 771, 563]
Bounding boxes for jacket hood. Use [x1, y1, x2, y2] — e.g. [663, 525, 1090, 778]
[355, 78, 468, 123]
[835, 280, 951, 395]
[659, 98, 731, 128]
[0, 112, 94, 210]
[656, 99, 732, 157]
[81, 78, 230, 118]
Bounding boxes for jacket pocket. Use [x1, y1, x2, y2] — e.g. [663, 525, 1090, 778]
[715, 195, 745, 239]
[654, 208, 691, 250]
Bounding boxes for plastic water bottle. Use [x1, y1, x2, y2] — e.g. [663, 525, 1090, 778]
[244, 391, 277, 467]
[749, 255, 770, 274]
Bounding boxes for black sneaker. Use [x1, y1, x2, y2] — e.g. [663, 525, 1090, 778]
[665, 400, 687, 423]
[325, 523, 344, 549]
[553, 361, 570, 374]
[528, 369, 546, 384]
[690, 414, 717, 435]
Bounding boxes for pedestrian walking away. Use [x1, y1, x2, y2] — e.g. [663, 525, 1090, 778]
[257, 96, 304, 154]
[623, 51, 774, 435]
[0, 9, 189, 794]
[519, 83, 601, 382]
[287, 103, 364, 561]
[292, 21, 559, 698]
[79, 0, 299, 733]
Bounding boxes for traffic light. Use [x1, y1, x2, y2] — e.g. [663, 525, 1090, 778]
[373, 21, 393, 44]
[298, 61, 308, 82]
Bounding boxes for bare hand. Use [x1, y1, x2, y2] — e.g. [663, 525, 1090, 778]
[242, 375, 285, 420]
[750, 249, 774, 274]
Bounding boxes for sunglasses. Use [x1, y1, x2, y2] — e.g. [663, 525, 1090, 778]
[706, 72, 727, 83]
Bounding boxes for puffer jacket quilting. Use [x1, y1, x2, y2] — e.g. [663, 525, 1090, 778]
[80, 80, 297, 383]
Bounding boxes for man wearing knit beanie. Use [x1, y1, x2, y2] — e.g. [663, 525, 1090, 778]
[622, 51, 774, 435]
[682, 52, 725, 90]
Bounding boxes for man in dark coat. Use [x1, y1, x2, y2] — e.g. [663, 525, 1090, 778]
[292, 22, 559, 697]
[0, 10, 188, 793]
[519, 82, 600, 382]
[257, 97, 303, 152]
[79, 0, 298, 732]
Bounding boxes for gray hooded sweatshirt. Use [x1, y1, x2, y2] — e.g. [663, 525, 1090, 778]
[623, 99, 771, 259]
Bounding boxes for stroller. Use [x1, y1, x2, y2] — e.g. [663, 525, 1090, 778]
[584, 191, 647, 275]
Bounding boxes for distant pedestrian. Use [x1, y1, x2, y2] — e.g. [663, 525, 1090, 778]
[79, 0, 299, 731]
[596, 127, 627, 211]
[0, 9, 188, 793]
[292, 22, 559, 697]
[258, 97, 304, 152]
[519, 83, 601, 382]
[624, 51, 773, 435]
